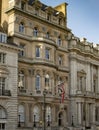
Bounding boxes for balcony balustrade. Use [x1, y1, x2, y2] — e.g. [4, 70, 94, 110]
[0, 90, 11, 96]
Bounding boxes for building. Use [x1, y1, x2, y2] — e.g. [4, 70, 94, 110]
[0, 26, 19, 130]
[0, 0, 99, 130]
[69, 37, 99, 130]
[0, 0, 71, 130]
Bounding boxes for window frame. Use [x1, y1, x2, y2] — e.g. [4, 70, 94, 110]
[35, 75, 40, 90]
[19, 22, 25, 33]
[36, 46, 40, 58]
[45, 48, 50, 60]
[0, 53, 6, 64]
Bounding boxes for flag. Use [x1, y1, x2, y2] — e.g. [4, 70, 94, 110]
[57, 82, 65, 103]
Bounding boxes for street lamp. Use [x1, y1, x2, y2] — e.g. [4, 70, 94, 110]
[72, 115, 74, 127]
[43, 89, 47, 130]
[33, 115, 36, 127]
[18, 114, 21, 127]
[47, 115, 50, 126]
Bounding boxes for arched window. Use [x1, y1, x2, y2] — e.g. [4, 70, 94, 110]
[33, 106, 40, 127]
[18, 104, 25, 123]
[19, 22, 24, 33]
[46, 106, 51, 126]
[35, 75, 40, 90]
[33, 27, 38, 37]
[18, 70, 25, 88]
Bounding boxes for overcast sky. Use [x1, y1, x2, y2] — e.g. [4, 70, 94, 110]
[40, 0, 99, 44]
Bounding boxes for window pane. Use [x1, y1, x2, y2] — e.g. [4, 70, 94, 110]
[19, 44, 25, 57]
[36, 47, 40, 57]
[45, 49, 50, 60]
[19, 22, 24, 33]
[18, 105, 25, 122]
[33, 28, 38, 37]
[36, 75, 40, 90]
[0, 78, 5, 95]
[0, 53, 6, 64]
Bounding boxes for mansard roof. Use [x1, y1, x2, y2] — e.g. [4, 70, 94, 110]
[28, 0, 64, 17]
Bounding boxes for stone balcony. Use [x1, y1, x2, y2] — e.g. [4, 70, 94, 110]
[0, 90, 11, 96]
[69, 38, 99, 57]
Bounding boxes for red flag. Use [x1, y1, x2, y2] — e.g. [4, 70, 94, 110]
[58, 82, 65, 103]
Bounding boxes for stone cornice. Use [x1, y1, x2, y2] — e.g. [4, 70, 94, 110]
[0, 42, 20, 51]
[5, 6, 71, 32]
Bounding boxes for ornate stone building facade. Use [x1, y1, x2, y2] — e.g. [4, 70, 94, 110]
[0, 27, 19, 130]
[69, 37, 99, 130]
[0, 0, 71, 130]
[0, 0, 99, 130]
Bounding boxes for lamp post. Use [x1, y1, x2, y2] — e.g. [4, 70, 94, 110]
[43, 89, 47, 130]
[33, 115, 36, 127]
[72, 115, 74, 127]
[47, 115, 50, 126]
[18, 114, 21, 127]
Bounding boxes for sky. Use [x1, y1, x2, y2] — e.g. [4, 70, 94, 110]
[40, 0, 99, 44]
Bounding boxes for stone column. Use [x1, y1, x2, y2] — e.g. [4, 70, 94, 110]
[97, 66, 99, 93]
[86, 63, 91, 91]
[70, 59, 77, 95]
[77, 103, 82, 125]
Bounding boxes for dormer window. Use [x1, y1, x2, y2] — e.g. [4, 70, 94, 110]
[35, 8, 39, 15]
[58, 18, 62, 25]
[47, 13, 51, 21]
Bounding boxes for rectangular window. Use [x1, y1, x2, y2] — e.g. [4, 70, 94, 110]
[0, 53, 6, 64]
[58, 55, 62, 65]
[0, 123, 5, 130]
[21, 1, 26, 10]
[0, 34, 7, 43]
[45, 48, 50, 60]
[36, 46, 40, 58]
[36, 75, 40, 90]
[0, 77, 5, 96]
[95, 107, 99, 121]
[18, 44, 25, 57]
[35, 8, 39, 15]
[93, 79, 97, 92]
[47, 14, 51, 21]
